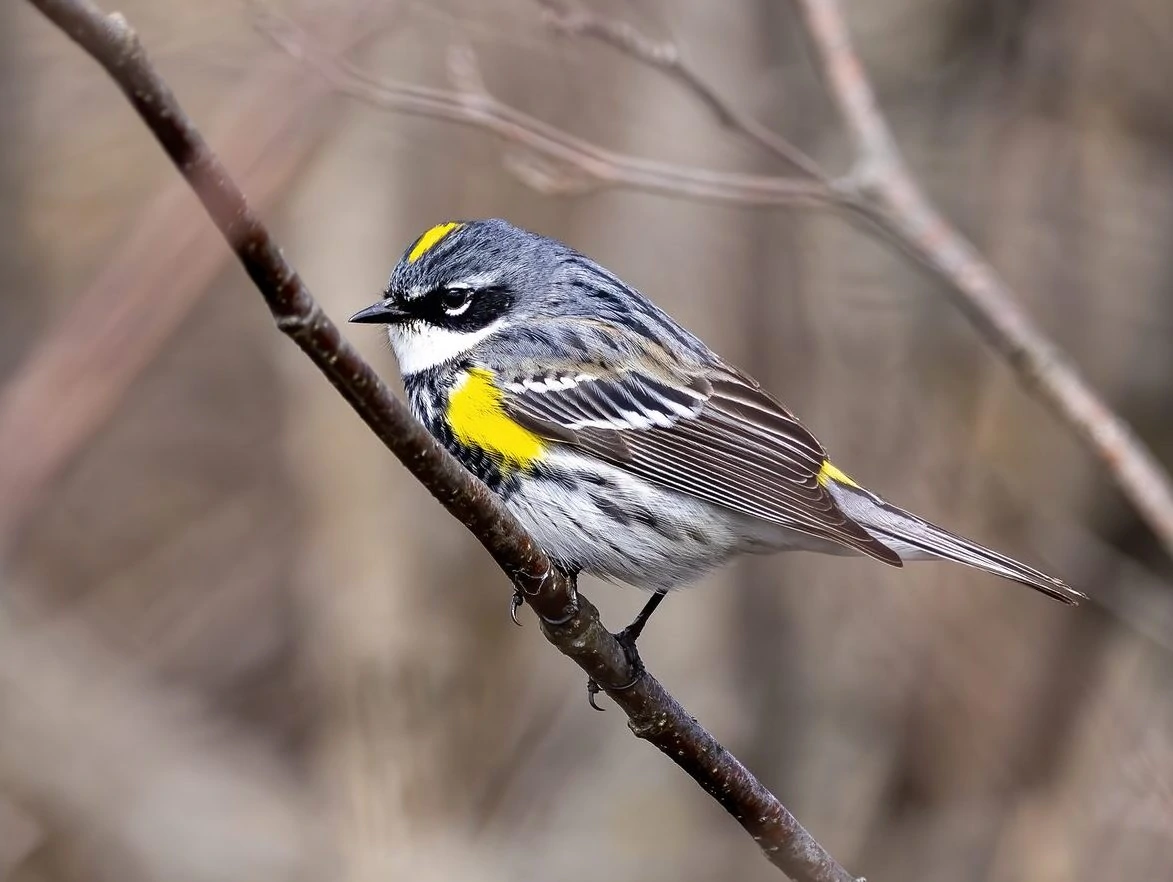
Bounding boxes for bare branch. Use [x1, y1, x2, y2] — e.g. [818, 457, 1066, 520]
[22, 0, 861, 878]
[791, 0, 1173, 560]
[533, 0, 825, 178]
[256, 7, 834, 208]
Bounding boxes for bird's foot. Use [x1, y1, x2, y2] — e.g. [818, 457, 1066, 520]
[586, 622, 647, 711]
[585, 590, 666, 710]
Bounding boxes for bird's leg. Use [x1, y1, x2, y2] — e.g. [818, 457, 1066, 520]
[616, 588, 668, 647]
[587, 589, 668, 711]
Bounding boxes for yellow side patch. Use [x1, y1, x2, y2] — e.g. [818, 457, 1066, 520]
[448, 368, 544, 470]
[408, 222, 463, 263]
[817, 460, 859, 489]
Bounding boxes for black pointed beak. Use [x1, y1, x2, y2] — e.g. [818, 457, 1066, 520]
[349, 299, 408, 324]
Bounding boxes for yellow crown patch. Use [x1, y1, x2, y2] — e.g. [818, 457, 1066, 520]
[408, 222, 463, 264]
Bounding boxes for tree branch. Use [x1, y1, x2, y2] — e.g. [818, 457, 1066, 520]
[789, 0, 1173, 561]
[255, 5, 834, 208]
[533, 0, 825, 178]
[23, 1, 860, 879]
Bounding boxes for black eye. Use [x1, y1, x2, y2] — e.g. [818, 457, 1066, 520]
[440, 287, 471, 314]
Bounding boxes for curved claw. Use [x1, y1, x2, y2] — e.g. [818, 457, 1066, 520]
[586, 678, 606, 711]
[509, 588, 524, 627]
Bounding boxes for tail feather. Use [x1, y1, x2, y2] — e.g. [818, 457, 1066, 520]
[826, 481, 1085, 605]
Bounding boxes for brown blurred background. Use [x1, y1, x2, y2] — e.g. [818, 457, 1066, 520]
[2, 1, 1173, 880]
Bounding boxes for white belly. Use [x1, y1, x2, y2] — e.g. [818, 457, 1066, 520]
[504, 451, 845, 590]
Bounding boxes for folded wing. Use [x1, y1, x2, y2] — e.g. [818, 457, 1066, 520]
[500, 365, 902, 566]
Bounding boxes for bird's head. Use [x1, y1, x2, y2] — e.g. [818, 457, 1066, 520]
[349, 218, 571, 376]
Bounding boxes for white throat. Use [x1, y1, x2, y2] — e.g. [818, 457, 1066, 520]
[387, 319, 503, 376]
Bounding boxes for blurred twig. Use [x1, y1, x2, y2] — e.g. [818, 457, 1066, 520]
[255, 6, 833, 207]
[0, 4, 376, 556]
[24, 1, 861, 879]
[790, 0, 1173, 562]
[534, 0, 825, 178]
[271, 0, 1173, 565]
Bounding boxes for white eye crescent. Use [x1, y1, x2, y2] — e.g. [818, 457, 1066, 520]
[440, 288, 472, 316]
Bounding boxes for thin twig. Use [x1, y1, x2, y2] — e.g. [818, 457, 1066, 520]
[790, 0, 1173, 561]
[23, 1, 860, 879]
[257, 8, 834, 208]
[534, 0, 826, 179]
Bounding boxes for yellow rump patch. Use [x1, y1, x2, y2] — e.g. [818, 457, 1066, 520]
[408, 222, 463, 264]
[448, 368, 544, 470]
[817, 460, 859, 489]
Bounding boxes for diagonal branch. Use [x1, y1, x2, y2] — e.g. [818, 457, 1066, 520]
[789, 0, 1173, 561]
[22, 1, 860, 879]
[533, 0, 825, 178]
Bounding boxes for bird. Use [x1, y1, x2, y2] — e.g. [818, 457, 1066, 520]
[350, 218, 1084, 686]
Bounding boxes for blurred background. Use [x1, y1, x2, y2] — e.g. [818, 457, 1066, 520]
[3, 1, 1173, 880]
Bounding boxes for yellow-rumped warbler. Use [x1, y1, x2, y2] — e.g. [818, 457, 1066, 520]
[351, 218, 1083, 647]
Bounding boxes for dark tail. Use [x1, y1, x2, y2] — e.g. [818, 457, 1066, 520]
[826, 481, 1085, 605]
